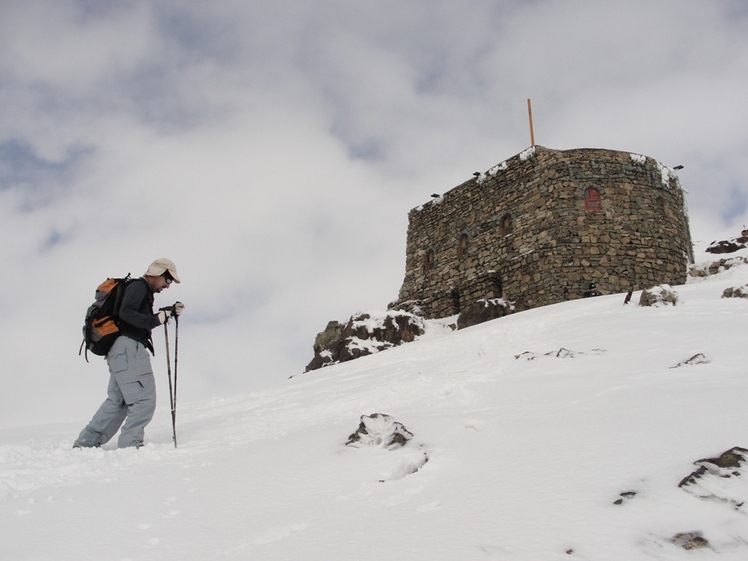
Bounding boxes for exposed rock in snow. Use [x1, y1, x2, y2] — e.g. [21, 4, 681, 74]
[722, 284, 748, 299]
[638, 284, 679, 307]
[456, 298, 515, 330]
[670, 532, 710, 551]
[679, 446, 748, 511]
[706, 235, 748, 254]
[305, 310, 425, 371]
[345, 414, 429, 481]
[671, 353, 710, 368]
[690, 255, 748, 277]
[514, 348, 606, 360]
[613, 490, 637, 505]
[346, 413, 413, 449]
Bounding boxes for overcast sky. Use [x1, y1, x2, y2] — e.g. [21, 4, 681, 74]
[2, 0, 747, 429]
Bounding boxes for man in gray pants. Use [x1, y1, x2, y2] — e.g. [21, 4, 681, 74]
[74, 258, 184, 449]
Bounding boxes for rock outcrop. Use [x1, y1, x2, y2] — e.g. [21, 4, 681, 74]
[346, 413, 414, 449]
[345, 413, 429, 481]
[639, 284, 679, 307]
[456, 298, 515, 330]
[679, 446, 748, 511]
[690, 256, 748, 277]
[705, 233, 748, 254]
[305, 310, 425, 372]
[722, 284, 748, 299]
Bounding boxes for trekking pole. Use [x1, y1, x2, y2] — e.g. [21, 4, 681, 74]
[172, 312, 179, 448]
[163, 319, 177, 448]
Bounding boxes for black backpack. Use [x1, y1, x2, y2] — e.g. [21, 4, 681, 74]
[79, 274, 131, 361]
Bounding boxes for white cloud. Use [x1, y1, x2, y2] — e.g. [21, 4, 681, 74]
[0, 1, 156, 91]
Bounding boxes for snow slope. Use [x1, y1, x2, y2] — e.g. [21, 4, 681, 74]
[2, 249, 748, 560]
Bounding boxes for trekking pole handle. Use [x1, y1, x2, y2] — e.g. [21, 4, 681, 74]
[172, 301, 185, 320]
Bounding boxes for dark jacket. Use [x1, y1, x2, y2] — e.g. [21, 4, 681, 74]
[118, 278, 161, 353]
[583, 289, 602, 298]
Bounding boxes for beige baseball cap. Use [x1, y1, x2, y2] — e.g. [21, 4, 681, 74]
[144, 258, 181, 283]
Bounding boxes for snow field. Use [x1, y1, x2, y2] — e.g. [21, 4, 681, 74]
[2, 250, 748, 559]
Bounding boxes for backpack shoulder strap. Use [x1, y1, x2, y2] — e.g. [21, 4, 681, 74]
[112, 273, 132, 317]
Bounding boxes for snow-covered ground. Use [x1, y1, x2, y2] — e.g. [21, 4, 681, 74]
[2, 245, 748, 560]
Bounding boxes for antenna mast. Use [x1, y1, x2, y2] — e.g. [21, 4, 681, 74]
[527, 98, 535, 146]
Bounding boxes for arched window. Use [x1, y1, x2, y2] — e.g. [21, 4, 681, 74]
[584, 187, 602, 211]
[423, 249, 435, 274]
[500, 214, 513, 236]
[457, 234, 469, 258]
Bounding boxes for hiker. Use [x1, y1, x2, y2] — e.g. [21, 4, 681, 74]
[583, 282, 602, 298]
[74, 258, 184, 449]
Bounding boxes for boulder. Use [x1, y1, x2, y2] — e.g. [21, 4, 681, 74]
[638, 284, 679, 307]
[345, 414, 429, 481]
[722, 285, 748, 299]
[670, 532, 710, 551]
[305, 310, 425, 372]
[690, 256, 748, 277]
[346, 413, 413, 449]
[679, 446, 748, 510]
[706, 236, 748, 254]
[457, 298, 515, 330]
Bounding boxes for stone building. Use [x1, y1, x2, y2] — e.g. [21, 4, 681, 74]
[390, 145, 694, 319]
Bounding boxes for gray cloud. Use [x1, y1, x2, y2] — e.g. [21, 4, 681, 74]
[1, 0, 747, 428]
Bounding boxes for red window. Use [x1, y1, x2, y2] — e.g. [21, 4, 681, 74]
[584, 187, 602, 211]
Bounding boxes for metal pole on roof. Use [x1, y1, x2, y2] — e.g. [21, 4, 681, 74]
[527, 98, 535, 146]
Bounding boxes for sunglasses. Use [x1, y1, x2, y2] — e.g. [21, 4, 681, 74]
[163, 271, 174, 284]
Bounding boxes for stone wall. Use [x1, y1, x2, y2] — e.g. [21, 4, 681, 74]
[390, 146, 693, 319]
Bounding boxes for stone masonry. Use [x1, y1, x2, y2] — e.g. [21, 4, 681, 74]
[389, 145, 694, 319]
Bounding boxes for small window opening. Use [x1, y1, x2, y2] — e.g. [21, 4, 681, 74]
[584, 187, 602, 211]
[457, 234, 469, 258]
[423, 249, 435, 274]
[656, 196, 667, 216]
[500, 214, 513, 236]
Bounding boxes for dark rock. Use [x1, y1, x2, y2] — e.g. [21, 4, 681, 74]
[515, 348, 605, 361]
[690, 256, 748, 277]
[722, 285, 748, 299]
[613, 491, 637, 505]
[346, 413, 414, 449]
[305, 310, 425, 372]
[671, 532, 709, 550]
[638, 284, 679, 307]
[706, 236, 748, 254]
[671, 353, 710, 368]
[690, 446, 748, 471]
[679, 446, 748, 510]
[457, 298, 515, 330]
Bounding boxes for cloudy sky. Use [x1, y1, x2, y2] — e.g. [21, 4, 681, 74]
[2, 0, 747, 429]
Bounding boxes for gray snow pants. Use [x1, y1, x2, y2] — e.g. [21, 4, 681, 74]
[74, 336, 157, 449]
